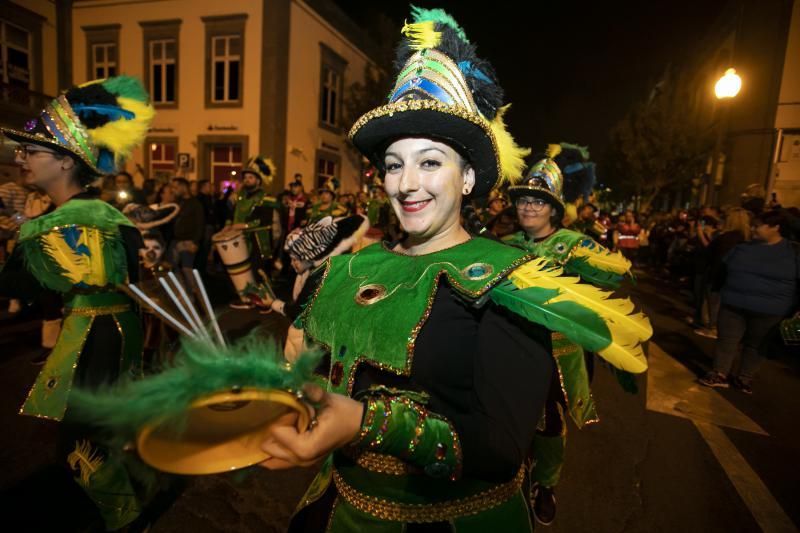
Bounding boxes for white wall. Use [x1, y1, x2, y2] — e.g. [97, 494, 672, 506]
[72, 0, 264, 181]
[285, 0, 370, 194]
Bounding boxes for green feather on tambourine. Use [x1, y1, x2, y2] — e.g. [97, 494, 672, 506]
[69, 336, 321, 475]
[70, 336, 319, 438]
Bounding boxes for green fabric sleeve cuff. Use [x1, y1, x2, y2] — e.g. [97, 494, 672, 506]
[351, 390, 463, 480]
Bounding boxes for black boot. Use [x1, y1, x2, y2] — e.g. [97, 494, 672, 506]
[531, 483, 557, 526]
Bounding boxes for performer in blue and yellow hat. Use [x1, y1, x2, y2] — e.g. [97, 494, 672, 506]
[0, 76, 155, 530]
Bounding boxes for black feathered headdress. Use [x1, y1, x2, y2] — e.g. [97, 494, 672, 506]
[349, 6, 528, 197]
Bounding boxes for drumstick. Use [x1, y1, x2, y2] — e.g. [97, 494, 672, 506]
[193, 269, 226, 348]
[158, 277, 205, 340]
[128, 284, 197, 339]
[257, 269, 277, 300]
[167, 272, 212, 344]
[242, 225, 272, 233]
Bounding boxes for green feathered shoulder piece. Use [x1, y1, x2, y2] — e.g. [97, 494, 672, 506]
[18, 198, 133, 242]
[489, 258, 650, 373]
[16, 199, 134, 293]
[505, 229, 632, 290]
[68, 335, 321, 441]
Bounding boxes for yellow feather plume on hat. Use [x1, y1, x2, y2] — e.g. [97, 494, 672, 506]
[490, 105, 531, 186]
[545, 144, 562, 159]
[401, 20, 441, 50]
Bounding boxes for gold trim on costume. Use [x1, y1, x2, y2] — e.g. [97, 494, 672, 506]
[332, 466, 524, 522]
[347, 451, 413, 476]
[68, 304, 131, 317]
[348, 99, 501, 179]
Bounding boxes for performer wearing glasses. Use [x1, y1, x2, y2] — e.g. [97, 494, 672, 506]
[0, 76, 154, 531]
[504, 155, 634, 526]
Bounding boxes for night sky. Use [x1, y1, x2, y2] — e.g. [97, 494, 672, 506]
[333, 0, 732, 162]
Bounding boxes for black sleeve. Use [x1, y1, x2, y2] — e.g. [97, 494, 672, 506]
[428, 304, 554, 481]
[119, 225, 144, 284]
[284, 266, 325, 321]
[0, 244, 45, 300]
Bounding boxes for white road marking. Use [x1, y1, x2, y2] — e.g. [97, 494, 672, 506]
[647, 343, 797, 532]
[694, 421, 797, 533]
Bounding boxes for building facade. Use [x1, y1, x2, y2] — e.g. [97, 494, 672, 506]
[695, 0, 796, 207]
[70, 0, 375, 193]
[0, 0, 68, 177]
[770, 0, 800, 207]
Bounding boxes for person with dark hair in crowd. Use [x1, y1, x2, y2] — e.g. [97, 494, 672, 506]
[112, 170, 146, 208]
[170, 177, 205, 294]
[142, 178, 159, 205]
[688, 212, 720, 329]
[285, 173, 309, 231]
[0, 75, 153, 530]
[194, 179, 217, 273]
[700, 210, 799, 394]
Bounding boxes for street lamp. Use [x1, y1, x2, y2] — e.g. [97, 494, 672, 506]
[715, 68, 742, 99]
[706, 68, 741, 205]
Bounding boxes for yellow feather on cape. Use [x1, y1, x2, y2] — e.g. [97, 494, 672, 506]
[508, 258, 651, 373]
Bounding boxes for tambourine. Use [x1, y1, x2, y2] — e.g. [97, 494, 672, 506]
[72, 272, 319, 476]
[136, 387, 312, 475]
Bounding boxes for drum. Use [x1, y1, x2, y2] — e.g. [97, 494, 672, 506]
[212, 228, 256, 300]
[137, 388, 311, 474]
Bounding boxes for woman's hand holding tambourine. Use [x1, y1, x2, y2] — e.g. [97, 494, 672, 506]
[259, 383, 364, 469]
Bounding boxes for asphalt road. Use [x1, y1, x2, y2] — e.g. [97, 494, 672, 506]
[0, 271, 797, 532]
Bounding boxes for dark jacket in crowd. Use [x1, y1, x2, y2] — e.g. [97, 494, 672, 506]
[173, 196, 205, 244]
[708, 230, 746, 290]
[197, 192, 217, 230]
[721, 239, 799, 316]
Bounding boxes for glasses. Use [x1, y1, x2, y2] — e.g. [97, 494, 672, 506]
[14, 145, 56, 160]
[515, 197, 548, 211]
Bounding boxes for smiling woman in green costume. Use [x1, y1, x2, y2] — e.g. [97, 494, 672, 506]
[256, 7, 651, 533]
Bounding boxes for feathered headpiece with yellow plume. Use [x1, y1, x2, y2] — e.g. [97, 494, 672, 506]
[349, 6, 529, 196]
[2, 76, 154, 178]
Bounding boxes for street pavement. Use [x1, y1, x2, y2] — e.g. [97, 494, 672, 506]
[0, 271, 798, 532]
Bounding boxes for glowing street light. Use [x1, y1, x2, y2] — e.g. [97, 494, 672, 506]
[715, 68, 742, 99]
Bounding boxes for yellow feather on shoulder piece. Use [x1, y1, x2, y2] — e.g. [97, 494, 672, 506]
[571, 244, 632, 275]
[509, 258, 651, 373]
[490, 105, 531, 186]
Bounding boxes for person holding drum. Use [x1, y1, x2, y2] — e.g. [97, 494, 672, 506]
[0, 75, 154, 530]
[217, 156, 280, 310]
[259, 8, 651, 532]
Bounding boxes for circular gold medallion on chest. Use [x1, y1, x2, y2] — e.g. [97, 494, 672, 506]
[355, 284, 388, 306]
